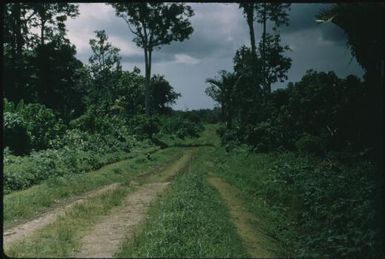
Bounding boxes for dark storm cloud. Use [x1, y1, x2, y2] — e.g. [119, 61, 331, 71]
[280, 3, 346, 45]
[66, 3, 364, 110]
[159, 3, 246, 60]
[281, 4, 329, 33]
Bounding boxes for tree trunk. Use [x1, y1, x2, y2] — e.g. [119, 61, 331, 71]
[144, 47, 151, 115]
[262, 3, 269, 93]
[149, 48, 153, 114]
[41, 20, 45, 45]
[15, 3, 23, 57]
[246, 4, 256, 59]
[13, 3, 22, 101]
[245, 4, 260, 97]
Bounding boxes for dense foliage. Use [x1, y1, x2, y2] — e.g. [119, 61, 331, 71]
[3, 123, 151, 194]
[3, 99, 205, 194]
[221, 71, 373, 156]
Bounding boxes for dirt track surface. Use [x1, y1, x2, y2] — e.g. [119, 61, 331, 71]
[75, 182, 169, 258]
[4, 150, 194, 257]
[3, 183, 121, 249]
[75, 151, 193, 258]
[208, 176, 276, 258]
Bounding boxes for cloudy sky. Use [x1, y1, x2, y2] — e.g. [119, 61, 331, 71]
[65, 3, 364, 110]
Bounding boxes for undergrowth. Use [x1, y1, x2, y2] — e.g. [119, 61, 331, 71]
[206, 147, 381, 258]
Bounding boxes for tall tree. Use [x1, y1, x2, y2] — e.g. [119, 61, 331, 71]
[3, 3, 80, 105]
[255, 3, 290, 92]
[29, 39, 84, 121]
[109, 3, 194, 115]
[27, 3, 79, 45]
[239, 3, 257, 59]
[88, 30, 122, 109]
[239, 3, 290, 93]
[258, 33, 292, 93]
[3, 3, 35, 102]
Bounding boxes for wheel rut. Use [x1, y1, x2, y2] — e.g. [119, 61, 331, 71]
[4, 149, 194, 257]
[3, 183, 121, 249]
[208, 176, 278, 258]
[75, 150, 194, 258]
[74, 182, 169, 258]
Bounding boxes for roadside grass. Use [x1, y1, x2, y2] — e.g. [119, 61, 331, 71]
[205, 147, 305, 256]
[4, 147, 183, 229]
[116, 147, 248, 258]
[204, 146, 380, 257]
[5, 186, 132, 258]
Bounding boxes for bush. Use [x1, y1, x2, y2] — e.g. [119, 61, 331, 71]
[295, 133, 324, 155]
[3, 112, 31, 155]
[161, 115, 203, 139]
[4, 136, 142, 193]
[216, 125, 239, 150]
[264, 154, 379, 257]
[4, 123, 149, 193]
[129, 115, 161, 139]
[3, 99, 66, 151]
[18, 103, 66, 150]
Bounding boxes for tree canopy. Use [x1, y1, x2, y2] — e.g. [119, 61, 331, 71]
[109, 3, 194, 115]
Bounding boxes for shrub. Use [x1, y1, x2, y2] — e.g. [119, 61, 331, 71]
[216, 125, 239, 149]
[295, 133, 324, 155]
[4, 124, 148, 193]
[4, 145, 135, 194]
[3, 99, 66, 151]
[3, 112, 31, 155]
[161, 115, 203, 139]
[264, 154, 379, 257]
[129, 114, 161, 139]
[17, 103, 66, 150]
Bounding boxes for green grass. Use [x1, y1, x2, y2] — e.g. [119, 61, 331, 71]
[5, 185, 132, 258]
[4, 147, 183, 229]
[116, 147, 248, 258]
[203, 145, 380, 258]
[202, 147, 297, 256]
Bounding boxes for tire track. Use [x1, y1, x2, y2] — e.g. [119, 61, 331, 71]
[208, 176, 279, 258]
[74, 151, 193, 258]
[3, 183, 121, 249]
